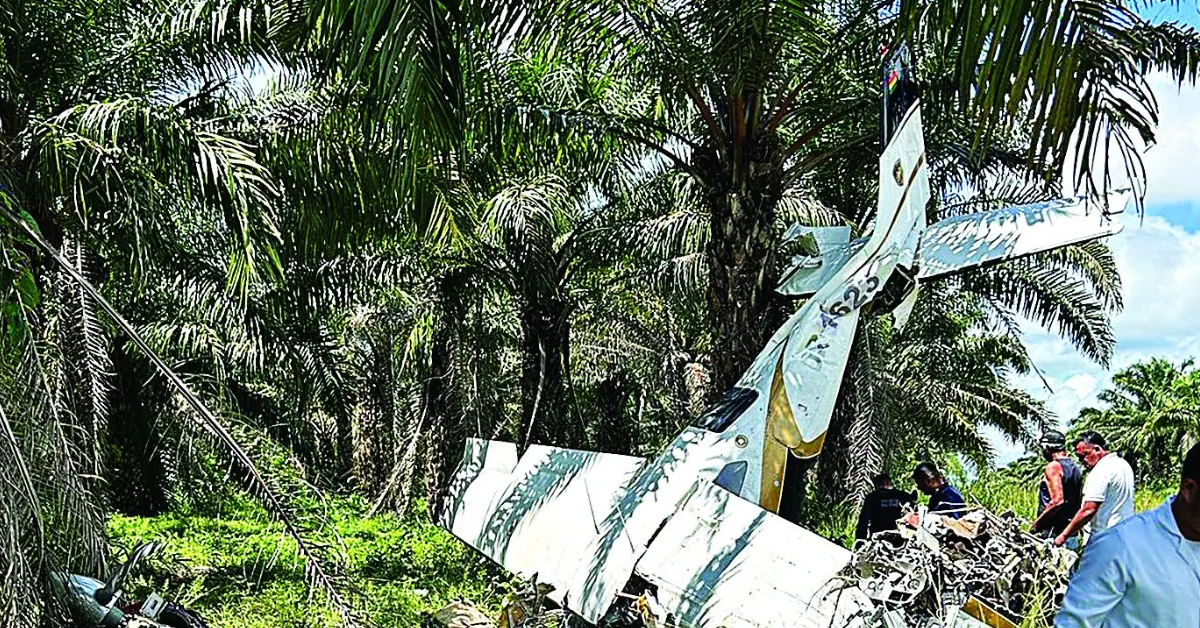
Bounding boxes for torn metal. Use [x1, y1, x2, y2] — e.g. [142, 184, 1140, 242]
[841, 508, 1077, 627]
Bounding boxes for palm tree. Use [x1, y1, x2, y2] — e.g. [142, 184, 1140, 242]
[445, 0, 1197, 393]
[0, 0, 365, 621]
[1074, 358, 1200, 481]
[293, 0, 1179, 531]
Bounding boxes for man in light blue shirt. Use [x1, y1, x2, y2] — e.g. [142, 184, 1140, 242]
[1055, 443, 1200, 627]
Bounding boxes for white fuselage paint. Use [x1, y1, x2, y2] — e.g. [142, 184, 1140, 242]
[439, 101, 1126, 627]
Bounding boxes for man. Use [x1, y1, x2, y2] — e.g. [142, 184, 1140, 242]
[1053, 431, 1135, 546]
[912, 461, 966, 518]
[1055, 443, 1200, 627]
[855, 473, 917, 539]
[1030, 430, 1083, 547]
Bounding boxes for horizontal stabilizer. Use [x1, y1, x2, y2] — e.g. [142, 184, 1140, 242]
[777, 239, 864, 297]
[781, 224, 853, 248]
[440, 439, 646, 605]
[777, 226, 855, 297]
[917, 193, 1127, 280]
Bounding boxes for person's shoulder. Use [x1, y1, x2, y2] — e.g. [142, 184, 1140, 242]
[1113, 454, 1134, 474]
[1082, 526, 1134, 565]
[1100, 507, 1160, 541]
[1093, 454, 1123, 476]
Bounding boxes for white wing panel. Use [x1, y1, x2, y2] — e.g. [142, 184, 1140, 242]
[634, 482, 875, 628]
[917, 193, 1127, 280]
[440, 439, 647, 603]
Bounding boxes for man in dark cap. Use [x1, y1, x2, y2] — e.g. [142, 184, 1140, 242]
[1055, 443, 1200, 626]
[912, 461, 966, 518]
[855, 473, 917, 540]
[1030, 430, 1084, 549]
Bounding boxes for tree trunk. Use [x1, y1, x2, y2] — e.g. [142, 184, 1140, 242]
[519, 299, 575, 448]
[704, 182, 785, 397]
[107, 344, 170, 515]
[424, 323, 460, 519]
[682, 360, 711, 418]
[595, 371, 634, 454]
[354, 336, 396, 498]
[333, 403, 354, 483]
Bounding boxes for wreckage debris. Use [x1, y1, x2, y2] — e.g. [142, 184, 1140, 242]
[429, 579, 575, 628]
[842, 507, 1077, 627]
[428, 601, 497, 628]
[434, 507, 1077, 628]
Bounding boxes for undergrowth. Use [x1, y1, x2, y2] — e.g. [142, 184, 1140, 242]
[108, 497, 505, 628]
[107, 473, 1181, 628]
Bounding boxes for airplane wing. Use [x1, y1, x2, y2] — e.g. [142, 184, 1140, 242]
[443, 441, 998, 627]
[440, 438, 647, 604]
[442, 442, 880, 627]
[632, 481, 877, 628]
[916, 193, 1127, 280]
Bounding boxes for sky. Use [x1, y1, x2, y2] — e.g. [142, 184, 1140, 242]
[985, 3, 1200, 465]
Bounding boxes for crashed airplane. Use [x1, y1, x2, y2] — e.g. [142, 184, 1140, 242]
[438, 60, 1127, 627]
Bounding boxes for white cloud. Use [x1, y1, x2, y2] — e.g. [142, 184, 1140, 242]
[986, 78, 1200, 466]
[1059, 72, 1200, 216]
[1141, 73, 1200, 207]
[994, 215, 1200, 465]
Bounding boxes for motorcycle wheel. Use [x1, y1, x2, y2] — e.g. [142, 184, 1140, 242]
[156, 602, 210, 628]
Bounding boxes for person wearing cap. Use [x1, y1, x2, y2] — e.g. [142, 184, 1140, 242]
[912, 461, 966, 519]
[1030, 430, 1084, 549]
[1055, 442, 1200, 627]
[1053, 431, 1135, 546]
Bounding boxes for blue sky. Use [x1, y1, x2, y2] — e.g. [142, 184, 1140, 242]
[987, 4, 1200, 464]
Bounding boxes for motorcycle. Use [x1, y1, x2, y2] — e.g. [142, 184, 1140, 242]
[50, 542, 209, 628]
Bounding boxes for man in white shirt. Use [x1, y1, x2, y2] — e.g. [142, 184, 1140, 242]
[1054, 431, 1135, 546]
[1055, 443, 1200, 627]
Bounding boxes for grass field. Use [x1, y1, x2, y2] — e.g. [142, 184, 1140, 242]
[108, 477, 1178, 627]
[109, 498, 505, 628]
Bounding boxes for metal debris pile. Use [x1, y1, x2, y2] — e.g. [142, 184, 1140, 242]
[843, 508, 1078, 627]
[427, 579, 572, 628]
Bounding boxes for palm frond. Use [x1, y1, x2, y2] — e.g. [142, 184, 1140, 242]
[958, 261, 1116, 366]
[0, 204, 362, 627]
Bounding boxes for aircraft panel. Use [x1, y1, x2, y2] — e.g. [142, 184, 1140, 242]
[440, 439, 647, 605]
[633, 481, 875, 627]
[917, 193, 1127, 280]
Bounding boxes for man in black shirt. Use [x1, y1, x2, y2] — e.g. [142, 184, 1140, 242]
[1030, 430, 1083, 546]
[855, 473, 917, 540]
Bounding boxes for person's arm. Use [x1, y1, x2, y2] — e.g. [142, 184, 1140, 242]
[1055, 502, 1099, 545]
[1032, 461, 1064, 532]
[854, 499, 871, 540]
[1054, 530, 1129, 627]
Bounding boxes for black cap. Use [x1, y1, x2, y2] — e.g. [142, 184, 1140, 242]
[1039, 430, 1066, 449]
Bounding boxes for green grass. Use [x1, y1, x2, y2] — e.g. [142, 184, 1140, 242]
[107, 476, 1182, 628]
[967, 474, 1040, 520]
[966, 474, 1176, 519]
[108, 498, 505, 628]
